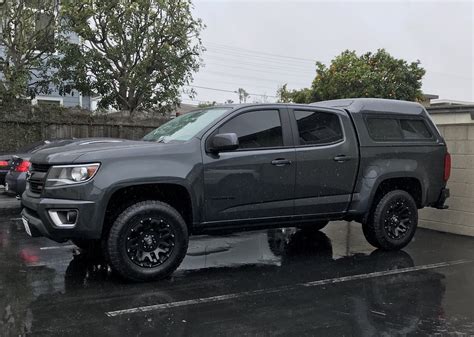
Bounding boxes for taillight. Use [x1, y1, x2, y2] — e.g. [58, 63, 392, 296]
[15, 160, 31, 172]
[0, 160, 8, 167]
[443, 153, 451, 182]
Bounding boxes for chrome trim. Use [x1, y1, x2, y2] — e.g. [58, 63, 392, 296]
[48, 209, 78, 228]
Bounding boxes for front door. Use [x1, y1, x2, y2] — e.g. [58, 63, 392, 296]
[203, 108, 295, 223]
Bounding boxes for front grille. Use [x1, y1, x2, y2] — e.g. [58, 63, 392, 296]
[28, 163, 51, 195]
[31, 163, 51, 173]
[29, 180, 44, 194]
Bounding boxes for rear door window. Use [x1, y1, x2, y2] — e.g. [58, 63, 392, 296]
[294, 110, 343, 145]
[366, 117, 433, 141]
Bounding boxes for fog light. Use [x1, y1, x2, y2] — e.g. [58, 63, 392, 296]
[48, 210, 78, 228]
[66, 210, 77, 223]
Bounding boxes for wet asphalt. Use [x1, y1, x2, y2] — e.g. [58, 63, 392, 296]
[1, 200, 474, 336]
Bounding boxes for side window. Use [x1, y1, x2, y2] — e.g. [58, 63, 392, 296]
[366, 118, 403, 141]
[218, 110, 283, 149]
[366, 117, 433, 141]
[400, 119, 433, 140]
[294, 110, 343, 145]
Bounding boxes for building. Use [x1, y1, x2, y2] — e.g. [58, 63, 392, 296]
[419, 104, 474, 237]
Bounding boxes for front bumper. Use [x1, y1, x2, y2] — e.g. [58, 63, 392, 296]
[21, 193, 103, 242]
[433, 188, 450, 209]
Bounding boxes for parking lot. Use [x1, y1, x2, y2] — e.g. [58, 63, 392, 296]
[0, 192, 473, 336]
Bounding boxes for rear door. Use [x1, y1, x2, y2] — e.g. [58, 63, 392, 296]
[202, 107, 296, 223]
[289, 107, 359, 216]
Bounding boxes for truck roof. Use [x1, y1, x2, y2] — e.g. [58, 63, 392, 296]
[197, 98, 425, 116]
[310, 98, 425, 115]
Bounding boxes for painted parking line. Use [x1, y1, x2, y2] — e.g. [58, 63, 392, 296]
[9, 217, 22, 221]
[105, 259, 471, 317]
[40, 245, 76, 250]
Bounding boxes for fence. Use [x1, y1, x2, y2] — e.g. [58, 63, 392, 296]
[0, 107, 169, 152]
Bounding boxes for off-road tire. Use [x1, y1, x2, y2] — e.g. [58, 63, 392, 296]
[362, 190, 418, 250]
[107, 200, 188, 282]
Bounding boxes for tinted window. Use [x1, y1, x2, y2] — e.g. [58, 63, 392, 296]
[367, 117, 433, 141]
[400, 119, 433, 139]
[294, 110, 343, 145]
[218, 110, 283, 149]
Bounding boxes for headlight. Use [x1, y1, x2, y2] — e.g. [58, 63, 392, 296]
[45, 163, 100, 187]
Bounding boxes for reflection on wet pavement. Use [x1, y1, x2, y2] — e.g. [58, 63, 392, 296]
[1, 218, 474, 336]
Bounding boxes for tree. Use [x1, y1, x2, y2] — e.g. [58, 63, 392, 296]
[237, 87, 249, 103]
[277, 49, 426, 104]
[0, 0, 58, 102]
[57, 0, 204, 115]
[197, 101, 216, 108]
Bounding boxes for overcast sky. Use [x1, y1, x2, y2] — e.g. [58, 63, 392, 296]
[183, 0, 474, 105]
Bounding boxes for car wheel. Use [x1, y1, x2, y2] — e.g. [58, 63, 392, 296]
[363, 190, 418, 250]
[107, 200, 188, 282]
[297, 221, 329, 232]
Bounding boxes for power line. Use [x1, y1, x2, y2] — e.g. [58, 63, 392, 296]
[206, 42, 317, 63]
[201, 59, 314, 78]
[192, 78, 279, 92]
[201, 70, 309, 87]
[186, 85, 278, 98]
[204, 52, 315, 71]
[207, 42, 473, 81]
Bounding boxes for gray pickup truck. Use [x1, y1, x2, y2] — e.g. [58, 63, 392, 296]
[21, 98, 450, 281]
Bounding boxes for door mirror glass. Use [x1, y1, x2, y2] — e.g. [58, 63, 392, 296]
[210, 133, 239, 152]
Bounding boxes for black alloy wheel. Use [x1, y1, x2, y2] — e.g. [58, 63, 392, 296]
[107, 200, 188, 282]
[382, 197, 413, 240]
[125, 216, 176, 268]
[363, 190, 418, 251]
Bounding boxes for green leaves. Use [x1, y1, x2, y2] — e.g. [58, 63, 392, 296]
[277, 49, 426, 104]
[0, 0, 58, 102]
[56, 0, 204, 115]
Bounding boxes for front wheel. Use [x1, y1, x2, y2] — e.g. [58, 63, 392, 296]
[363, 190, 418, 251]
[106, 200, 189, 282]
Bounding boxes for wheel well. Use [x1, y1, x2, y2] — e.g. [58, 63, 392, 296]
[373, 177, 423, 209]
[360, 177, 422, 224]
[103, 184, 193, 236]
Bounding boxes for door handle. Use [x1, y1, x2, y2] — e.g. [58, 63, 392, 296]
[271, 158, 292, 166]
[333, 155, 352, 163]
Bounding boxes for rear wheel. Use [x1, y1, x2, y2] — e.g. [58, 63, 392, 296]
[363, 190, 418, 250]
[106, 200, 188, 282]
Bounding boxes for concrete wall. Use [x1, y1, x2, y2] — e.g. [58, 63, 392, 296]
[419, 123, 474, 236]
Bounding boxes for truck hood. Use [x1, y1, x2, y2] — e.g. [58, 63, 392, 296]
[30, 138, 164, 164]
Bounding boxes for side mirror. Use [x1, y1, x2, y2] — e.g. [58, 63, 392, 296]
[210, 133, 239, 153]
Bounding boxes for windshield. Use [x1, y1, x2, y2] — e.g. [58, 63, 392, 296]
[142, 107, 231, 143]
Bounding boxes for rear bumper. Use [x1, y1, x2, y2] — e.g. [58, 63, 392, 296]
[432, 188, 450, 209]
[0, 170, 7, 185]
[5, 172, 26, 196]
[21, 193, 103, 242]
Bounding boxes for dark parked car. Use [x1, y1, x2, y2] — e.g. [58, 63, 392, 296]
[0, 155, 12, 186]
[5, 139, 122, 197]
[21, 98, 450, 281]
[1, 141, 52, 190]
